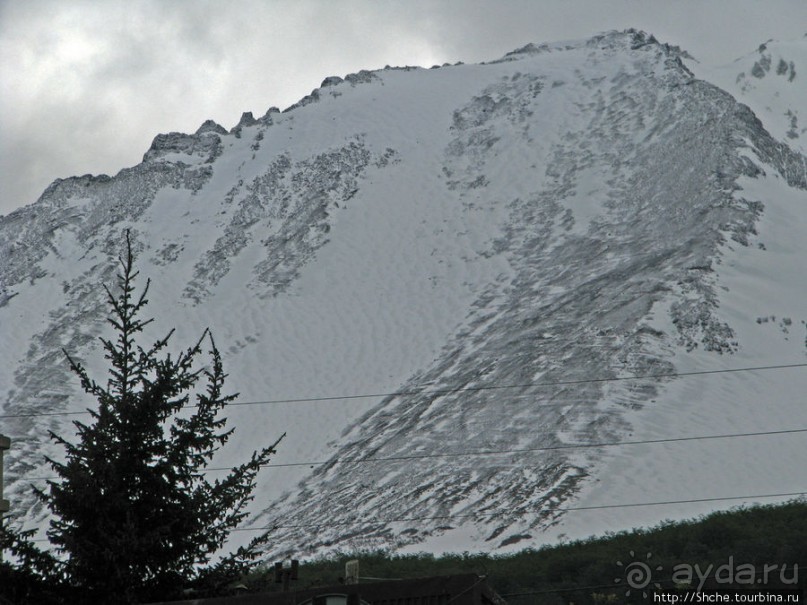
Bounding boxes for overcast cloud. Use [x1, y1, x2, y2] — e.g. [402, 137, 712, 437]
[1, 0, 806, 216]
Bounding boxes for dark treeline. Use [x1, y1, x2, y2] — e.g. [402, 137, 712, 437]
[245, 500, 806, 604]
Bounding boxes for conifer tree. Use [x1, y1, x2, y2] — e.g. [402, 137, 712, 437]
[20, 232, 283, 603]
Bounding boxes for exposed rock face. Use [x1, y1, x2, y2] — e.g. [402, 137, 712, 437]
[196, 119, 228, 135]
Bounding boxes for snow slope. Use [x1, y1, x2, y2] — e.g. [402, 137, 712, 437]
[1, 30, 805, 559]
[690, 35, 807, 155]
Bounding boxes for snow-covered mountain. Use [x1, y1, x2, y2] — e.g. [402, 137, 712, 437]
[1, 29, 805, 559]
[690, 35, 807, 155]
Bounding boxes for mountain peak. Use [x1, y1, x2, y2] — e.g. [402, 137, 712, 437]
[2, 31, 806, 559]
[195, 119, 227, 136]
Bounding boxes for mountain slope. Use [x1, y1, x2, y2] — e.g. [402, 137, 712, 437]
[691, 35, 807, 155]
[1, 30, 805, 558]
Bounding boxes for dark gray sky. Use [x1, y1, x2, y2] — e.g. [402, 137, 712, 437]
[2, 0, 806, 216]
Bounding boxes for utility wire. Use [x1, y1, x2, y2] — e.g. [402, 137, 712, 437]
[501, 582, 630, 598]
[201, 426, 807, 470]
[2, 361, 805, 420]
[18, 426, 807, 482]
[445, 575, 489, 603]
[231, 490, 807, 531]
[22, 491, 807, 543]
[226, 362, 807, 408]
[0, 398, 595, 422]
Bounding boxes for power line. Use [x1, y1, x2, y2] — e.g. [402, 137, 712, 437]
[446, 575, 488, 603]
[22, 491, 807, 543]
[304, 427, 807, 465]
[226, 362, 807, 408]
[0, 397, 593, 422]
[203, 426, 807, 470]
[501, 582, 627, 598]
[18, 426, 807, 482]
[231, 490, 807, 531]
[2, 361, 806, 420]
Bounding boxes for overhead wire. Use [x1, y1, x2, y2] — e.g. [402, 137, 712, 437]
[230, 490, 807, 531]
[19, 490, 807, 543]
[1, 361, 805, 420]
[16, 426, 807, 482]
[5, 363, 807, 547]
